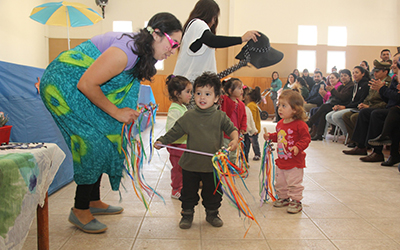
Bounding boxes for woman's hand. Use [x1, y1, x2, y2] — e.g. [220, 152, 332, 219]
[115, 107, 140, 124]
[241, 31, 260, 43]
[326, 85, 334, 92]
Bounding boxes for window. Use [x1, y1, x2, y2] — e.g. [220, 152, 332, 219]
[298, 25, 317, 46]
[113, 21, 132, 32]
[328, 26, 347, 46]
[326, 51, 346, 73]
[297, 50, 316, 73]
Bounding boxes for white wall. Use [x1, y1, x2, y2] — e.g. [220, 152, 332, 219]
[0, 0, 398, 69]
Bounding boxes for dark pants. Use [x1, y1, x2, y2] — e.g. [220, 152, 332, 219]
[74, 175, 102, 209]
[180, 169, 222, 211]
[352, 108, 388, 153]
[244, 134, 251, 161]
[308, 103, 334, 136]
[380, 106, 400, 157]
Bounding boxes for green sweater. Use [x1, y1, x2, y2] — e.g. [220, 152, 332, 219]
[157, 105, 237, 172]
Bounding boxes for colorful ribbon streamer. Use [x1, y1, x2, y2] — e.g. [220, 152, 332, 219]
[259, 139, 278, 205]
[120, 103, 164, 210]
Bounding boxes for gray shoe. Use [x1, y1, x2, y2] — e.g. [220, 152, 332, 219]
[68, 208, 107, 233]
[206, 209, 223, 227]
[273, 198, 290, 207]
[89, 205, 123, 215]
[179, 209, 194, 229]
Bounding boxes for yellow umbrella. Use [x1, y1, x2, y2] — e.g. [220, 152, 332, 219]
[30, 1, 103, 49]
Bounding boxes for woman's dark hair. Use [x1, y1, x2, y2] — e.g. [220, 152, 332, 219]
[339, 69, 352, 82]
[184, 0, 220, 35]
[221, 77, 242, 96]
[361, 60, 370, 72]
[193, 71, 221, 96]
[287, 73, 297, 83]
[296, 77, 308, 89]
[166, 75, 191, 102]
[353, 66, 370, 82]
[329, 72, 340, 81]
[271, 71, 279, 80]
[248, 86, 262, 103]
[123, 12, 182, 81]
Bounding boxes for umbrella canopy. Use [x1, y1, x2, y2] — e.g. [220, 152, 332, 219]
[30, 1, 103, 49]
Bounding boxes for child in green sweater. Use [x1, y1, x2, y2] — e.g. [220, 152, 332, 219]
[154, 72, 238, 229]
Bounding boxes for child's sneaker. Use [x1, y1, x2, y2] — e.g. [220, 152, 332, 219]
[253, 155, 260, 161]
[273, 198, 290, 207]
[171, 190, 181, 199]
[287, 200, 302, 214]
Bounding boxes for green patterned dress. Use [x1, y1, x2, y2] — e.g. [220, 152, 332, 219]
[40, 40, 140, 191]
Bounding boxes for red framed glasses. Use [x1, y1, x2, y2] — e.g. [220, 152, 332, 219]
[164, 32, 180, 49]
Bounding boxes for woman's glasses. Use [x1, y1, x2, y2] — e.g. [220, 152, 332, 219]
[164, 32, 180, 49]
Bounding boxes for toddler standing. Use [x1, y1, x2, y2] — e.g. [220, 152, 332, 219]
[242, 86, 257, 162]
[165, 75, 192, 199]
[220, 78, 247, 162]
[155, 72, 238, 229]
[245, 87, 262, 160]
[263, 89, 311, 213]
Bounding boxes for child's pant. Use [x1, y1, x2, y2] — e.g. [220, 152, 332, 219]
[275, 167, 304, 202]
[244, 134, 251, 161]
[167, 144, 185, 191]
[249, 134, 261, 157]
[180, 169, 222, 211]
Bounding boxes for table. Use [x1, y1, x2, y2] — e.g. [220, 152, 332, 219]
[0, 143, 66, 250]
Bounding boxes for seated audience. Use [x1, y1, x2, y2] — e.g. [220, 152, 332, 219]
[343, 53, 400, 165]
[325, 66, 370, 137]
[304, 71, 325, 112]
[302, 69, 315, 90]
[343, 60, 392, 147]
[306, 69, 354, 141]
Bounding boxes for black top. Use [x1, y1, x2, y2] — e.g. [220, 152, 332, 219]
[189, 30, 242, 53]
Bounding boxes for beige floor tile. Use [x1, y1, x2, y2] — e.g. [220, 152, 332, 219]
[332, 239, 400, 250]
[60, 237, 134, 250]
[133, 239, 201, 250]
[267, 239, 337, 250]
[313, 218, 390, 240]
[258, 218, 327, 240]
[202, 239, 270, 250]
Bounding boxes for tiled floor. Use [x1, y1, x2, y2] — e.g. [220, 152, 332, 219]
[23, 117, 400, 250]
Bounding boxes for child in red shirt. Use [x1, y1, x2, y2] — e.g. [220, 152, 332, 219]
[220, 78, 247, 162]
[263, 89, 311, 213]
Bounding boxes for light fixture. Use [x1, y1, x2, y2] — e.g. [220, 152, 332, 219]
[95, 0, 108, 18]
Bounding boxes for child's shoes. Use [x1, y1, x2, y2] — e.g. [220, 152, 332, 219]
[205, 209, 223, 227]
[179, 209, 194, 229]
[253, 155, 260, 161]
[273, 198, 290, 207]
[287, 200, 302, 214]
[171, 189, 181, 199]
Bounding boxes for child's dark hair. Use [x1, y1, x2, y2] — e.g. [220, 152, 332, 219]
[165, 74, 191, 102]
[279, 89, 308, 121]
[248, 86, 262, 103]
[193, 72, 221, 96]
[296, 77, 309, 89]
[221, 77, 242, 96]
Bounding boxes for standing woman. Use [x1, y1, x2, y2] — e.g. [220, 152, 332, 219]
[40, 13, 182, 233]
[174, 0, 260, 83]
[270, 71, 282, 122]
